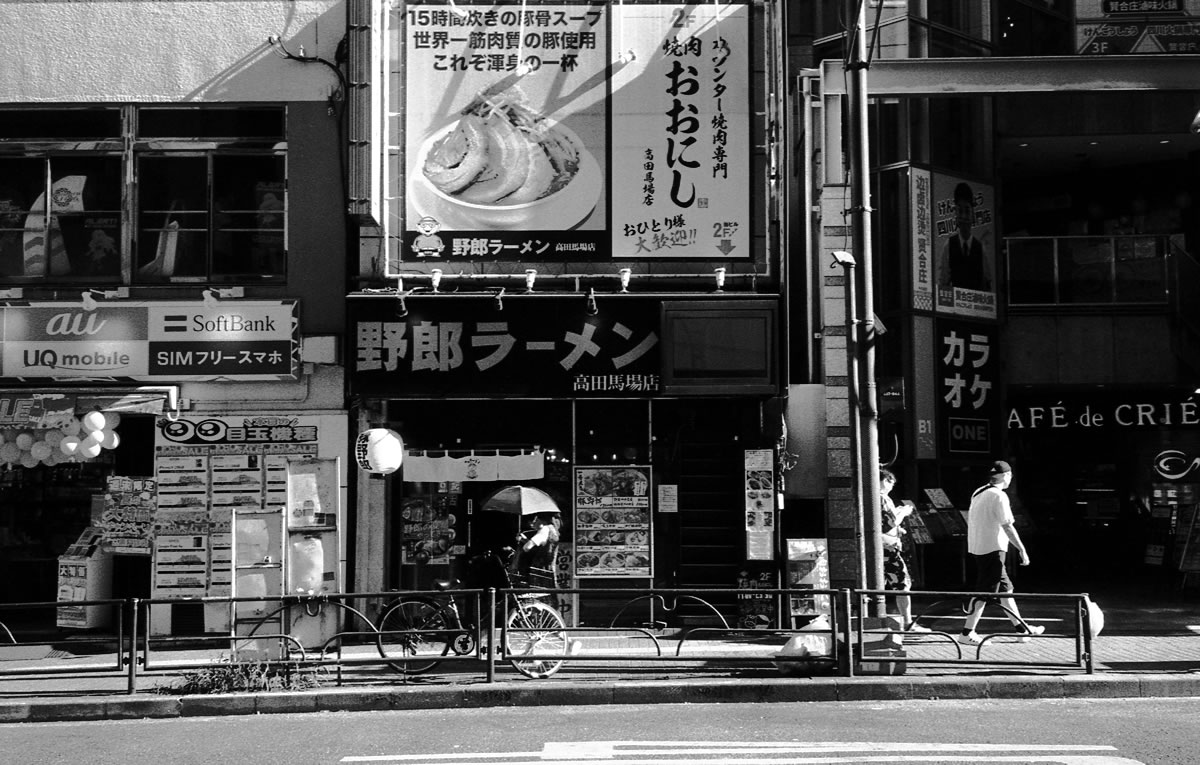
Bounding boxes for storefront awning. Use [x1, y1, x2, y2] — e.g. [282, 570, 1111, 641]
[0, 386, 180, 427]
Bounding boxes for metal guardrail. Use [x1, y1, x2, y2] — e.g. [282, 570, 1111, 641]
[0, 585, 1101, 694]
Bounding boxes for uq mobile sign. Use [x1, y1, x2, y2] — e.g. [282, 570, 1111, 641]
[0, 302, 298, 381]
[397, 1, 751, 265]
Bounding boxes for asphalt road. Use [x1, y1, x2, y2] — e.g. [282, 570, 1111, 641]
[3, 697, 1197, 764]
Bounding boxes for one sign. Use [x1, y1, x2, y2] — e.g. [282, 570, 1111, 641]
[936, 319, 999, 456]
[351, 296, 661, 397]
[397, 1, 750, 264]
[0, 301, 299, 381]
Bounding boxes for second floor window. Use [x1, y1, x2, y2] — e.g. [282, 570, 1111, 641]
[0, 106, 286, 286]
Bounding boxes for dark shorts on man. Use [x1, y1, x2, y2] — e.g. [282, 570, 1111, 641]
[972, 549, 1014, 595]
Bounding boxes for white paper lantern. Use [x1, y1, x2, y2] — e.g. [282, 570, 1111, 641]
[0, 442, 20, 463]
[82, 410, 107, 436]
[78, 438, 103, 459]
[60, 435, 81, 457]
[14, 432, 33, 451]
[99, 429, 121, 450]
[30, 441, 52, 461]
[354, 428, 405, 474]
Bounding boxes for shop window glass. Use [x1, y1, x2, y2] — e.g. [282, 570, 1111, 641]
[0, 108, 121, 140]
[997, 0, 1071, 56]
[0, 106, 287, 287]
[1113, 237, 1166, 303]
[575, 400, 650, 465]
[1007, 237, 1056, 304]
[927, 97, 990, 178]
[0, 155, 123, 281]
[925, 1, 990, 42]
[136, 153, 286, 282]
[1058, 237, 1114, 304]
[139, 108, 285, 140]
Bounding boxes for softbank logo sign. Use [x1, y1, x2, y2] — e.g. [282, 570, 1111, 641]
[1153, 450, 1200, 480]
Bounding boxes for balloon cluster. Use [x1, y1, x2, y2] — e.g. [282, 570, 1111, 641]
[0, 411, 121, 468]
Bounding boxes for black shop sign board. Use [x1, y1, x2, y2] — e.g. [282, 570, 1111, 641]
[350, 296, 661, 398]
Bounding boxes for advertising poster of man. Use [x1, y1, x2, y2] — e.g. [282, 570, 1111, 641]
[912, 170, 997, 320]
[398, 2, 750, 264]
[933, 174, 996, 319]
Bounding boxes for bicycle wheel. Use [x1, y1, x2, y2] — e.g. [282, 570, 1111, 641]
[377, 598, 449, 674]
[505, 599, 568, 679]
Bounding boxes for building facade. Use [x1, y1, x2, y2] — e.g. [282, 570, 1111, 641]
[792, 0, 1200, 597]
[0, 1, 350, 636]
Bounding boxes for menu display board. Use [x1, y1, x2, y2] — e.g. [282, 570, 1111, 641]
[574, 466, 652, 578]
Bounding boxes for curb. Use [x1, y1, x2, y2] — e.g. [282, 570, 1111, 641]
[3, 673, 1200, 723]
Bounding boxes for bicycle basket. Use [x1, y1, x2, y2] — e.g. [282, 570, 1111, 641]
[511, 567, 556, 590]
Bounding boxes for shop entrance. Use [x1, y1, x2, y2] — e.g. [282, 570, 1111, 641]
[378, 396, 774, 628]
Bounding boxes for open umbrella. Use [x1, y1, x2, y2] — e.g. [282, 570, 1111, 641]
[482, 485, 561, 516]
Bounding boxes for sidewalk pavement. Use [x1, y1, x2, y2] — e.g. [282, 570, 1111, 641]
[2, 596, 1199, 723]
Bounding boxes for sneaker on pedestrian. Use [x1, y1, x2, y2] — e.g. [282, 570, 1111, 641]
[905, 622, 931, 633]
[1014, 624, 1045, 643]
[956, 631, 983, 646]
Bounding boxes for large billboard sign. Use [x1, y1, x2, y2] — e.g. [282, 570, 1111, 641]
[398, 1, 750, 266]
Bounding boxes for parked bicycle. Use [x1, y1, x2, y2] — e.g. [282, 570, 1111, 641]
[376, 548, 570, 679]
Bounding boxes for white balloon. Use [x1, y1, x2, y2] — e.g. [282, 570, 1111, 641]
[99, 429, 121, 450]
[0, 443, 20, 463]
[60, 435, 81, 456]
[103, 412, 122, 429]
[30, 441, 52, 460]
[60, 417, 81, 436]
[19, 452, 38, 468]
[81, 411, 107, 434]
[14, 432, 33, 451]
[79, 439, 102, 459]
[43, 430, 64, 447]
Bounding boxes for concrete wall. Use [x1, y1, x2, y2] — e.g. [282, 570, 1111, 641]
[0, 0, 345, 104]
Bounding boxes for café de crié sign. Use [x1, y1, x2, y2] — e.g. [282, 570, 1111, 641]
[1007, 394, 1200, 430]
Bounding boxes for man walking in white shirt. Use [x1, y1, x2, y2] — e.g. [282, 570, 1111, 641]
[958, 460, 1045, 646]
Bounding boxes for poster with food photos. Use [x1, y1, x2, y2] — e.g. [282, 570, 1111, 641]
[744, 449, 775, 561]
[574, 466, 652, 578]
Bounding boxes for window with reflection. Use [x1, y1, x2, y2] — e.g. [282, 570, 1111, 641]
[0, 106, 286, 286]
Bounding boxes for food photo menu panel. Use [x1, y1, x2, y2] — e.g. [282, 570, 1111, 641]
[574, 466, 652, 578]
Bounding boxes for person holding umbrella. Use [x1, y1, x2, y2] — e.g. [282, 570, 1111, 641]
[514, 512, 561, 588]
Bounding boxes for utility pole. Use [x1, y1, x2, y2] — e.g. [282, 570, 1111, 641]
[845, 0, 885, 616]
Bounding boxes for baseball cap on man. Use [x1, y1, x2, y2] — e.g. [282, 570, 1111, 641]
[989, 460, 1013, 475]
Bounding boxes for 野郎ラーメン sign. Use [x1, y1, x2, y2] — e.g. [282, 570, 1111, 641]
[0, 302, 298, 381]
[350, 297, 660, 397]
[397, 1, 750, 264]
